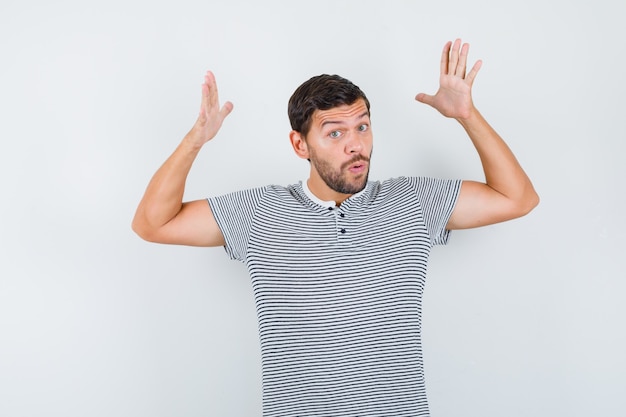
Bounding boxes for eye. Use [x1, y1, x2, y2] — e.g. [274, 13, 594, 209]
[358, 124, 369, 132]
[329, 130, 342, 139]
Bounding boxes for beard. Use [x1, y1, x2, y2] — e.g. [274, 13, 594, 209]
[309, 150, 372, 195]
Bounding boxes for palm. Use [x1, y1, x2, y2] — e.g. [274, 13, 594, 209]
[416, 39, 482, 120]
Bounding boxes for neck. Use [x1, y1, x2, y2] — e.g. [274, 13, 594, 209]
[306, 177, 352, 206]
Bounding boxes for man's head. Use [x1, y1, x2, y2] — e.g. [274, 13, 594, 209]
[288, 74, 371, 137]
[288, 75, 373, 203]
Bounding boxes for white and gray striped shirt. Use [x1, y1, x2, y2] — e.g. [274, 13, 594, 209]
[208, 176, 461, 417]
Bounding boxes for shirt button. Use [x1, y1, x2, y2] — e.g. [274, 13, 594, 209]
[339, 213, 345, 218]
[340, 228, 346, 234]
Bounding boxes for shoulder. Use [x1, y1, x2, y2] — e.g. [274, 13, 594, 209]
[372, 176, 461, 205]
[211, 182, 314, 211]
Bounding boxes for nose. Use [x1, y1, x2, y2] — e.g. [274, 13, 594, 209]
[345, 132, 363, 154]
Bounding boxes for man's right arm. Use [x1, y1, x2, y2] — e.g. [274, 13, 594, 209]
[131, 71, 233, 247]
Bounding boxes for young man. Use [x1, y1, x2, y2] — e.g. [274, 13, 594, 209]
[132, 39, 538, 416]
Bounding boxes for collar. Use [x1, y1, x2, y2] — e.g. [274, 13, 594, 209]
[301, 179, 367, 209]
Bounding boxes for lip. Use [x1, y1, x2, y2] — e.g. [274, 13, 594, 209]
[348, 161, 368, 173]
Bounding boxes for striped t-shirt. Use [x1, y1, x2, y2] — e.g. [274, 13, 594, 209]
[208, 176, 461, 417]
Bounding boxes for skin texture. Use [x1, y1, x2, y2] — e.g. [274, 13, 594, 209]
[132, 39, 539, 246]
[415, 40, 539, 229]
[131, 71, 231, 246]
[289, 100, 373, 204]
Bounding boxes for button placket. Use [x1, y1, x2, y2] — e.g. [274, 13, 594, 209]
[335, 210, 347, 238]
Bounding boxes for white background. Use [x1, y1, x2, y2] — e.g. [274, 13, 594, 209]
[1, 0, 624, 416]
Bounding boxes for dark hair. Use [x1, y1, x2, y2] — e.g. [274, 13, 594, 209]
[288, 74, 370, 136]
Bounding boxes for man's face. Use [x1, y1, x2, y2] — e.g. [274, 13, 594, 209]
[304, 99, 373, 197]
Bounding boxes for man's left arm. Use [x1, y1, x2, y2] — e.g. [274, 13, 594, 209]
[446, 108, 539, 229]
[416, 39, 539, 230]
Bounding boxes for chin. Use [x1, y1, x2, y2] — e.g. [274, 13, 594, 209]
[339, 177, 369, 195]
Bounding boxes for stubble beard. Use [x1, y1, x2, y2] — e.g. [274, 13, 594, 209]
[310, 151, 372, 195]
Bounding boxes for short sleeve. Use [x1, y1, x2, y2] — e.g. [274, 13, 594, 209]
[405, 177, 462, 246]
[207, 186, 268, 262]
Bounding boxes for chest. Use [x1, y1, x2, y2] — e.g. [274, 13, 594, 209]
[246, 200, 432, 273]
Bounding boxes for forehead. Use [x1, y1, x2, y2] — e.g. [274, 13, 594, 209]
[312, 99, 370, 127]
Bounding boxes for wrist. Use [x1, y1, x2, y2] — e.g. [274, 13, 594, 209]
[182, 128, 207, 153]
[456, 106, 482, 127]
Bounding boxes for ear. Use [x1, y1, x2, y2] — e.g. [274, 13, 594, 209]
[289, 130, 310, 160]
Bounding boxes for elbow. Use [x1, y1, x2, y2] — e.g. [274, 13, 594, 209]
[131, 216, 156, 242]
[518, 188, 540, 217]
[530, 190, 540, 210]
[504, 184, 540, 221]
[131, 219, 147, 241]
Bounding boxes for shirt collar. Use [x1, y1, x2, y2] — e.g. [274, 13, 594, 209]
[301, 179, 367, 209]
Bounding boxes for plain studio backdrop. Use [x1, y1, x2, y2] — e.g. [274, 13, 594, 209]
[1, 0, 624, 416]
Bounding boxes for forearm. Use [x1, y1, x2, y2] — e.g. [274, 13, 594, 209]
[457, 108, 538, 208]
[132, 134, 203, 235]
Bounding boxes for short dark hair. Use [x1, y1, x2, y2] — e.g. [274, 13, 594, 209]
[288, 74, 370, 136]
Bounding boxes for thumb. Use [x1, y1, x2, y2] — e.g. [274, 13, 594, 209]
[220, 101, 234, 119]
[415, 93, 434, 106]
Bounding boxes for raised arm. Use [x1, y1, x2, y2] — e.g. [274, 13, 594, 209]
[132, 71, 233, 246]
[416, 39, 539, 230]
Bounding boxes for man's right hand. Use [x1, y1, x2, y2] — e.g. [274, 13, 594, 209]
[132, 71, 232, 247]
[185, 71, 234, 148]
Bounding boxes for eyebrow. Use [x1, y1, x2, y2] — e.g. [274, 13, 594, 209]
[320, 111, 370, 128]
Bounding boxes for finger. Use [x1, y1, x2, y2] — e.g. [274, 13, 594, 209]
[440, 41, 452, 75]
[220, 101, 234, 119]
[457, 42, 470, 78]
[415, 92, 434, 106]
[205, 70, 220, 110]
[198, 77, 210, 118]
[449, 39, 461, 76]
[465, 59, 483, 86]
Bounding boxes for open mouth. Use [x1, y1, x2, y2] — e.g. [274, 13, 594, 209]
[343, 155, 370, 173]
[348, 161, 367, 173]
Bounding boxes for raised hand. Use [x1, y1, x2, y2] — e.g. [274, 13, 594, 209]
[187, 70, 234, 147]
[415, 39, 482, 120]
